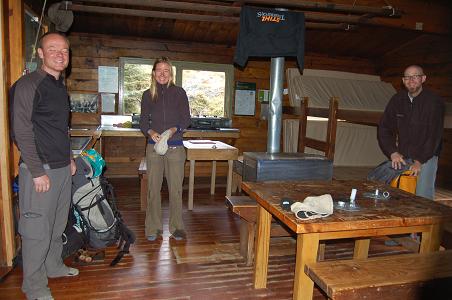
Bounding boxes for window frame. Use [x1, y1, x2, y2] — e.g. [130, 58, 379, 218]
[118, 57, 154, 115]
[118, 57, 234, 117]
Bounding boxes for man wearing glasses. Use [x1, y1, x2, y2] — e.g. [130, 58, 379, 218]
[378, 65, 445, 200]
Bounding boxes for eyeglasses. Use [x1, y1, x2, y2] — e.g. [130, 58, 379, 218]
[402, 74, 423, 81]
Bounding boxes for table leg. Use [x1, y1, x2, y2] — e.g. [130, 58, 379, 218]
[140, 174, 148, 212]
[226, 159, 233, 197]
[189, 159, 195, 211]
[254, 205, 272, 288]
[293, 233, 319, 300]
[420, 223, 442, 253]
[353, 238, 370, 259]
[210, 161, 216, 195]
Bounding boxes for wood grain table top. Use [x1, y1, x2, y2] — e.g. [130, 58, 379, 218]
[183, 140, 238, 160]
[242, 180, 452, 234]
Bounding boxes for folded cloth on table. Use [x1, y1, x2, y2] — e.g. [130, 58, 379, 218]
[154, 129, 172, 155]
[290, 194, 333, 220]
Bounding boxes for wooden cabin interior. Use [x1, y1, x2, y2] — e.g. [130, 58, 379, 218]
[1, 0, 452, 299]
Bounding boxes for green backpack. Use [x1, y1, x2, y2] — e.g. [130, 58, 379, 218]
[81, 149, 105, 177]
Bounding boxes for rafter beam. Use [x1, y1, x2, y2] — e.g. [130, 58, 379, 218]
[222, 0, 402, 16]
[62, 3, 356, 30]
[76, 0, 401, 17]
[76, 0, 241, 15]
[67, 3, 239, 22]
[75, 0, 397, 24]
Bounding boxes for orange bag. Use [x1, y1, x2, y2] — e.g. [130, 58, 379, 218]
[390, 171, 417, 194]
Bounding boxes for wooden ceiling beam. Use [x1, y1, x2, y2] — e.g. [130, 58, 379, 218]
[65, 3, 356, 30]
[67, 4, 239, 22]
[222, 0, 402, 17]
[76, 0, 241, 15]
[75, 0, 377, 24]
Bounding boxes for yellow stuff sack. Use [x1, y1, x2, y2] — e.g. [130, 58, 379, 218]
[390, 171, 417, 194]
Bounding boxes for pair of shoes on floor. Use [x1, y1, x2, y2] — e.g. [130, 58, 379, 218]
[147, 230, 163, 242]
[36, 295, 54, 300]
[170, 229, 186, 241]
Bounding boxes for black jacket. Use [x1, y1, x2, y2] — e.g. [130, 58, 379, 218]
[378, 89, 444, 164]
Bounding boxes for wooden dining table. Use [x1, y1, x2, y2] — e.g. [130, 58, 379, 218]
[241, 180, 452, 300]
[183, 140, 238, 210]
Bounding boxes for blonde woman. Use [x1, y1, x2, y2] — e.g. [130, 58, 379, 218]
[139, 57, 191, 241]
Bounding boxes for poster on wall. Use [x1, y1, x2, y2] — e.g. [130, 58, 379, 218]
[234, 81, 256, 116]
[69, 93, 98, 113]
[98, 66, 119, 93]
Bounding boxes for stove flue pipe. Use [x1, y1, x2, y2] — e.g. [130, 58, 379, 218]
[267, 57, 285, 153]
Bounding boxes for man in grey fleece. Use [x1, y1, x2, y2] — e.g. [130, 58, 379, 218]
[11, 32, 78, 300]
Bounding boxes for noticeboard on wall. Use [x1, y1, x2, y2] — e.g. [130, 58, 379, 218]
[234, 81, 256, 116]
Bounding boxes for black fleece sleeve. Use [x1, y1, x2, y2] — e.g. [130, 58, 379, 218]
[13, 77, 46, 177]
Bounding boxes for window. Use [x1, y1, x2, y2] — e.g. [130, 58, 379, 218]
[119, 58, 234, 117]
[119, 58, 154, 115]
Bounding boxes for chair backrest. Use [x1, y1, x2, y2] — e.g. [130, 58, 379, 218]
[297, 97, 339, 160]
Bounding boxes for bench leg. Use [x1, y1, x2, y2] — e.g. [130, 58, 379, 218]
[140, 174, 148, 212]
[226, 159, 233, 197]
[239, 219, 255, 266]
[231, 171, 243, 194]
[210, 161, 216, 195]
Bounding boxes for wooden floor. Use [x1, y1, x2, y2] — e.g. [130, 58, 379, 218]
[1, 168, 452, 300]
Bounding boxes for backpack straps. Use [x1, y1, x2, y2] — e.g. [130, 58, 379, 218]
[109, 222, 136, 266]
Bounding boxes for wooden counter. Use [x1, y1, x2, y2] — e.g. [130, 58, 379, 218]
[71, 126, 240, 139]
[70, 126, 240, 177]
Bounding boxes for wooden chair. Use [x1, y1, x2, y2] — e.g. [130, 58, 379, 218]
[297, 96, 339, 160]
[296, 96, 339, 259]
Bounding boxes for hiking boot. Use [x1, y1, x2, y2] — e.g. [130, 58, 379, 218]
[66, 267, 79, 277]
[48, 266, 79, 278]
[171, 230, 186, 241]
[147, 230, 162, 242]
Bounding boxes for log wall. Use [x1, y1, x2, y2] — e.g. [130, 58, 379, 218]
[67, 32, 377, 177]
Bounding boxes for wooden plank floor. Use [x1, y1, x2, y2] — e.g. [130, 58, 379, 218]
[1, 168, 451, 300]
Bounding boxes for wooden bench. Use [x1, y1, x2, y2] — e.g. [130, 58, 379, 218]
[304, 250, 452, 300]
[138, 157, 147, 211]
[225, 195, 292, 266]
[231, 155, 243, 194]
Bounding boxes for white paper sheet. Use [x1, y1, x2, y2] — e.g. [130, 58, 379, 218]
[98, 66, 119, 93]
[101, 93, 116, 113]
